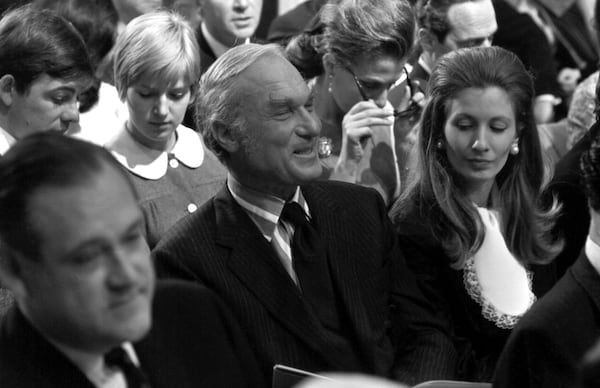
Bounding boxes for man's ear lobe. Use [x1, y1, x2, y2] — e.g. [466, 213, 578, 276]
[213, 123, 240, 154]
[0, 74, 16, 107]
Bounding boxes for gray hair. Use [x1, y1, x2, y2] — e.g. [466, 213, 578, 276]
[196, 43, 286, 164]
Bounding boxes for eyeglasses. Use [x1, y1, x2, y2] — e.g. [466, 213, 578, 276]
[346, 66, 423, 120]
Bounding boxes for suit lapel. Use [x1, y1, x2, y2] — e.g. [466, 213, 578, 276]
[213, 188, 339, 357]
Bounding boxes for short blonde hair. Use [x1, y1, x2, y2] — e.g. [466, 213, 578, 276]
[113, 10, 200, 100]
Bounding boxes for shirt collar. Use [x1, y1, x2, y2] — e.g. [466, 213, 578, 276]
[585, 236, 600, 276]
[107, 123, 204, 180]
[0, 125, 16, 155]
[227, 173, 309, 241]
[201, 22, 250, 58]
[417, 54, 432, 76]
[49, 339, 138, 387]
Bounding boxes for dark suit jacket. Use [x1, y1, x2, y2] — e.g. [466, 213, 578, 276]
[544, 121, 600, 278]
[266, 0, 327, 45]
[153, 181, 456, 385]
[493, 253, 600, 388]
[0, 280, 263, 388]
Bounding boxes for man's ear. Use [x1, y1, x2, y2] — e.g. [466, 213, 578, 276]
[0, 244, 28, 301]
[418, 28, 437, 52]
[213, 122, 240, 154]
[0, 74, 16, 107]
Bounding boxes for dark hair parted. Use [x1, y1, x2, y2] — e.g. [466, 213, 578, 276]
[286, 0, 415, 78]
[581, 136, 600, 211]
[0, 4, 94, 93]
[0, 132, 135, 260]
[390, 46, 562, 268]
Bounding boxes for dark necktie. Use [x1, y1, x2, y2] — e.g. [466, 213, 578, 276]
[280, 202, 338, 328]
[104, 347, 151, 388]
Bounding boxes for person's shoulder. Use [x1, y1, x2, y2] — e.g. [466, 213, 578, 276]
[153, 194, 220, 250]
[304, 180, 384, 204]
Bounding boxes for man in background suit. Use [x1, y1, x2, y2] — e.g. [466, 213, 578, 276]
[153, 43, 455, 385]
[0, 133, 263, 387]
[493, 132, 600, 388]
[182, 0, 263, 130]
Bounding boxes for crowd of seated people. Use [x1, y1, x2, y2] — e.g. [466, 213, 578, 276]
[1, 0, 600, 387]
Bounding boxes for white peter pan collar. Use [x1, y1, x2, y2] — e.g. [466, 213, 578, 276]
[107, 123, 204, 180]
[463, 207, 536, 329]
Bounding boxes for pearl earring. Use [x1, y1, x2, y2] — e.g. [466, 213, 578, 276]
[510, 141, 519, 155]
[436, 140, 444, 149]
[328, 74, 333, 93]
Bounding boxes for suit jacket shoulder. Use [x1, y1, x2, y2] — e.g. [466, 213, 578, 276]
[135, 280, 264, 388]
[494, 254, 600, 388]
[0, 307, 97, 388]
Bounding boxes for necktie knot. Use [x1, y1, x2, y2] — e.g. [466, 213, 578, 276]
[281, 202, 320, 259]
[104, 347, 151, 388]
[281, 202, 310, 227]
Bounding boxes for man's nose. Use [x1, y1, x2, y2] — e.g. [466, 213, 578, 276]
[297, 109, 321, 138]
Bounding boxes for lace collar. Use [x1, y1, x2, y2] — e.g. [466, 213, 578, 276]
[462, 207, 536, 329]
[107, 123, 204, 180]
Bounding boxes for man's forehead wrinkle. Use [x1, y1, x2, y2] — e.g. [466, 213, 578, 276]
[447, 0, 497, 40]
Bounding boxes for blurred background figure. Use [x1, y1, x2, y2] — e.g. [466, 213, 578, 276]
[267, 0, 327, 46]
[390, 46, 562, 381]
[286, 0, 416, 204]
[0, 5, 94, 155]
[111, 0, 161, 26]
[162, 0, 201, 30]
[30, 0, 124, 146]
[181, 0, 263, 129]
[541, 0, 600, 279]
[106, 10, 226, 249]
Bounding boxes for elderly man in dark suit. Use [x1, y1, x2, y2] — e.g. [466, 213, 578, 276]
[153, 43, 455, 386]
[493, 133, 600, 388]
[0, 133, 263, 388]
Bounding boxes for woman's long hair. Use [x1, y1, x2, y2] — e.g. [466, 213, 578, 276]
[390, 46, 562, 268]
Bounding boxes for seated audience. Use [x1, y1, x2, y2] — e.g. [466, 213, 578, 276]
[493, 134, 600, 388]
[390, 46, 562, 381]
[492, 0, 563, 123]
[540, 0, 600, 278]
[106, 11, 226, 249]
[286, 0, 416, 204]
[399, 0, 498, 183]
[0, 133, 263, 387]
[153, 43, 456, 385]
[0, 4, 94, 155]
